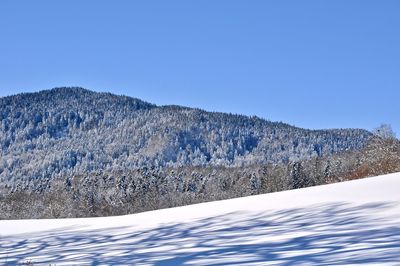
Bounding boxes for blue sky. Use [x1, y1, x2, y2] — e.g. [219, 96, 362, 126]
[1, 1, 399, 134]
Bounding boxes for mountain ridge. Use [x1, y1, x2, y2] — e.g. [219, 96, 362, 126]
[0, 87, 372, 188]
[1, 87, 367, 132]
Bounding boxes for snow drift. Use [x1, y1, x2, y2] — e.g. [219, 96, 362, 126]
[1, 172, 400, 265]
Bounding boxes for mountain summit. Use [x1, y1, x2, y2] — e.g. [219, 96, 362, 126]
[0, 87, 371, 185]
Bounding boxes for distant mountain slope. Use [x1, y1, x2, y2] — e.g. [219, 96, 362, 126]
[0, 87, 371, 185]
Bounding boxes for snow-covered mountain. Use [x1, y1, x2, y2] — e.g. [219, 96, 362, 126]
[0, 87, 371, 188]
[1, 172, 400, 265]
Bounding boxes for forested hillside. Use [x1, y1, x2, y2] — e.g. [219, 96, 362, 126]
[2, 136, 399, 219]
[0, 87, 371, 190]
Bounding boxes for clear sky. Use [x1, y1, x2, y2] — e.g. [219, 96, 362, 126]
[1, 1, 399, 134]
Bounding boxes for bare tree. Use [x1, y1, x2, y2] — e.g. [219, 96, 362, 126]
[373, 124, 396, 140]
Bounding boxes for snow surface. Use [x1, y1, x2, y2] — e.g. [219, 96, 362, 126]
[1, 172, 400, 265]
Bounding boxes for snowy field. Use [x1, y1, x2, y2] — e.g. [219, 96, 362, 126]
[1, 173, 400, 265]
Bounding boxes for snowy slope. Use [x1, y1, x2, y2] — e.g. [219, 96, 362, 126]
[1, 173, 400, 265]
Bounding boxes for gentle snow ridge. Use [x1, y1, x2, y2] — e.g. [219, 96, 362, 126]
[1, 173, 400, 265]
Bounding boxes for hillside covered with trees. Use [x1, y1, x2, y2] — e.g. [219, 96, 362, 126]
[3, 87, 397, 219]
[0, 87, 372, 190]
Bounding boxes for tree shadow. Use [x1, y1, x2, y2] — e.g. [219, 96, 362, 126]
[1, 202, 400, 265]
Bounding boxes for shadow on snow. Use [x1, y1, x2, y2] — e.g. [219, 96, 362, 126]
[1, 201, 400, 265]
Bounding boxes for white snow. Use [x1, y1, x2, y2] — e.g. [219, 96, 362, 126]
[1, 172, 400, 265]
